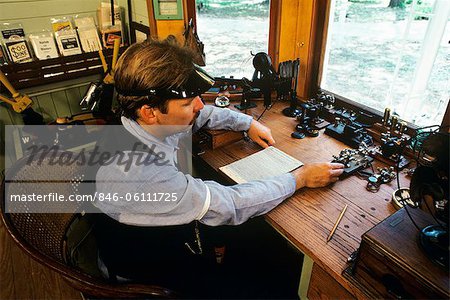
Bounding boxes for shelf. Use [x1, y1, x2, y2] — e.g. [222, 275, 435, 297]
[0, 47, 126, 91]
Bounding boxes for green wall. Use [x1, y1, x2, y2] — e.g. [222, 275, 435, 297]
[0, 0, 149, 172]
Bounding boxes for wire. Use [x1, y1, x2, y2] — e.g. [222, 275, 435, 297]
[397, 124, 449, 230]
[256, 103, 272, 121]
[402, 204, 422, 231]
[422, 196, 445, 227]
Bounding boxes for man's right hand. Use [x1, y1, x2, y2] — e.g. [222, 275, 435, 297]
[291, 163, 345, 190]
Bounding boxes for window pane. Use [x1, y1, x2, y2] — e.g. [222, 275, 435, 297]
[196, 0, 270, 79]
[321, 0, 449, 126]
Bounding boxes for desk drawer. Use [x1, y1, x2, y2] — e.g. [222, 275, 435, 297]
[352, 209, 449, 299]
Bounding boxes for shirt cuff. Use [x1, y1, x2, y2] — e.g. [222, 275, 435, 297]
[281, 172, 297, 196]
[234, 113, 253, 132]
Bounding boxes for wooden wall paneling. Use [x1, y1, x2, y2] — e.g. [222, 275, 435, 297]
[184, 0, 195, 28]
[10, 240, 36, 298]
[34, 94, 58, 123]
[51, 90, 72, 118]
[2, 107, 21, 171]
[28, 256, 80, 299]
[58, 276, 82, 299]
[295, 0, 314, 98]
[268, 0, 281, 66]
[0, 121, 12, 172]
[145, 0, 158, 38]
[277, 0, 298, 64]
[28, 96, 44, 119]
[4, 105, 23, 126]
[0, 217, 81, 299]
[156, 20, 185, 41]
[0, 217, 16, 299]
[65, 86, 84, 116]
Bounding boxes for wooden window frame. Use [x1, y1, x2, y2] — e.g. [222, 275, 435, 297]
[309, 0, 449, 129]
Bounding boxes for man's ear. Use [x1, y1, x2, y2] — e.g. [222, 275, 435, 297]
[137, 105, 157, 125]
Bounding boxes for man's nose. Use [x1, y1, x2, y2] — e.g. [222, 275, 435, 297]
[193, 96, 204, 112]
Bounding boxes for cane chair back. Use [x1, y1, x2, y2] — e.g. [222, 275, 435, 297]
[1, 149, 178, 299]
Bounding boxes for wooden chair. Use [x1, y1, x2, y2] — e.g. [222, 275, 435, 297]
[1, 150, 179, 299]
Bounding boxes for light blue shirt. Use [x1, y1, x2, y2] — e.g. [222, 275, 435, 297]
[94, 105, 296, 226]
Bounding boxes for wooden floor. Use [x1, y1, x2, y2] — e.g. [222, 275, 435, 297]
[0, 217, 81, 300]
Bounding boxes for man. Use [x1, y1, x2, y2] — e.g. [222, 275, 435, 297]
[93, 38, 344, 297]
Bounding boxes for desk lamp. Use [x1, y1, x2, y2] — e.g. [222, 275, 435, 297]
[407, 127, 449, 269]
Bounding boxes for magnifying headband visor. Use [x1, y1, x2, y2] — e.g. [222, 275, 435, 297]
[116, 65, 215, 99]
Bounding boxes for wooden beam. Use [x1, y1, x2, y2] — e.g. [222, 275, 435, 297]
[145, 0, 158, 38]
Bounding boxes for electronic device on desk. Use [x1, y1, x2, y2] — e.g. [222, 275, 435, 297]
[279, 58, 302, 117]
[291, 101, 321, 139]
[365, 166, 396, 193]
[324, 116, 373, 149]
[299, 99, 330, 129]
[368, 132, 410, 169]
[234, 77, 259, 110]
[331, 147, 374, 178]
[408, 126, 449, 269]
[366, 108, 411, 169]
[349, 126, 450, 298]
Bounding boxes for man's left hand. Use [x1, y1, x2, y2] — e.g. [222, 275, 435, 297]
[247, 120, 275, 148]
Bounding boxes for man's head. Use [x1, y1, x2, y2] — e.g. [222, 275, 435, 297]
[114, 38, 214, 125]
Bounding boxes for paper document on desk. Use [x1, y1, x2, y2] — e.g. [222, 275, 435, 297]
[219, 146, 303, 184]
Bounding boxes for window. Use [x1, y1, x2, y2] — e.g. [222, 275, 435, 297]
[196, 0, 270, 79]
[321, 0, 449, 126]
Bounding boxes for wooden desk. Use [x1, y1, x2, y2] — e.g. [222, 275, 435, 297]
[196, 102, 411, 299]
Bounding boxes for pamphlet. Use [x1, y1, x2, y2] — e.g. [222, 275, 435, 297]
[29, 32, 59, 60]
[75, 17, 102, 52]
[55, 29, 82, 56]
[1, 23, 32, 63]
[219, 146, 303, 183]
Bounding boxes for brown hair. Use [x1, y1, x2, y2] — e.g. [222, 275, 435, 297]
[114, 37, 196, 120]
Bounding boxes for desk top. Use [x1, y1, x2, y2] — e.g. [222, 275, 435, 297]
[197, 102, 411, 298]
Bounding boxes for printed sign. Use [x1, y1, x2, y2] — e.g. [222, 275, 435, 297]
[6, 40, 32, 63]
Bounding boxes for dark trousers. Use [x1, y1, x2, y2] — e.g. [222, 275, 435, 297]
[93, 214, 303, 299]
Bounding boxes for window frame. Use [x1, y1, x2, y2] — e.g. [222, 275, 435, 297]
[310, 0, 449, 130]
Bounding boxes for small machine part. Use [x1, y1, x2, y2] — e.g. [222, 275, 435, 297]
[295, 124, 319, 137]
[382, 108, 391, 127]
[368, 132, 410, 169]
[234, 78, 259, 110]
[291, 131, 306, 139]
[332, 147, 374, 178]
[391, 188, 419, 210]
[347, 250, 359, 263]
[325, 117, 373, 149]
[366, 166, 396, 192]
[391, 116, 398, 132]
[317, 91, 335, 110]
[299, 99, 329, 129]
[399, 121, 407, 134]
[214, 95, 230, 108]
